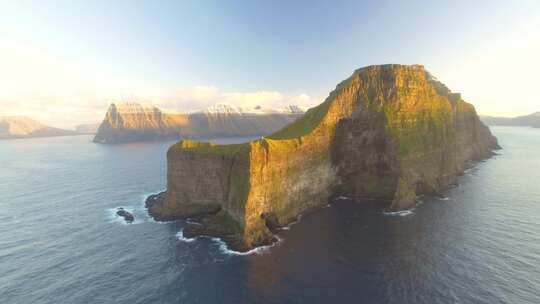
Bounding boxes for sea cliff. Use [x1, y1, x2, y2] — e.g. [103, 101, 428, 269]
[93, 103, 304, 143]
[146, 64, 499, 251]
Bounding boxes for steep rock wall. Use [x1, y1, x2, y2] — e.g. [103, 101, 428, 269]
[93, 103, 304, 143]
[147, 64, 499, 251]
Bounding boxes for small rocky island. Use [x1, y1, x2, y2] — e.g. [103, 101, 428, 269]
[116, 208, 134, 223]
[146, 64, 500, 252]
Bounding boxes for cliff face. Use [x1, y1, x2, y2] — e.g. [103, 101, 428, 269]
[93, 103, 188, 143]
[0, 116, 76, 139]
[93, 103, 304, 143]
[147, 64, 499, 251]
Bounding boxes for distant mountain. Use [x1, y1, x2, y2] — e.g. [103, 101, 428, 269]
[75, 123, 100, 134]
[481, 112, 540, 128]
[0, 116, 77, 139]
[93, 103, 306, 143]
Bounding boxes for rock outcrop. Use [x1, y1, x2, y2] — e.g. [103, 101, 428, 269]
[93, 103, 304, 143]
[146, 64, 500, 251]
[116, 208, 134, 223]
[0, 116, 77, 140]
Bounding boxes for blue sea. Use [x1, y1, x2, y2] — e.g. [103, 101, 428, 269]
[1, 127, 539, 304]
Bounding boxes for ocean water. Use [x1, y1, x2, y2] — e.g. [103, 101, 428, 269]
[0, 127, 539, 304]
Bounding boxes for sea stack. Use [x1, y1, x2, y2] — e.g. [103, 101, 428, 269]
[116, 208, 134, 223]
[146, 64, 500, 251]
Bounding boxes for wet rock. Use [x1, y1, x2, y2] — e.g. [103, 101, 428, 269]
[116, 208, 134, 223]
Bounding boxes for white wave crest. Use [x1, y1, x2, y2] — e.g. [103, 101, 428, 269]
[383, 209, 415, 217]
[175, 229, 196, 242]
[107, 189, 169, 225]
[217, 235, 282, 256]
[175, 229, 282, 256]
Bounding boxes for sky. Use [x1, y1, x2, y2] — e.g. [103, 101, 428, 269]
[0, 0, 539, 128]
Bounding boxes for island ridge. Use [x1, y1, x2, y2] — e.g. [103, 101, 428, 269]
[146, 64, 500, 252]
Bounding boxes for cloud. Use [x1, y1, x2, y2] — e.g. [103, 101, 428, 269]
[153, 87, 319, 113]
[1, 87, 320, 129]
[0, 35, 320, 128]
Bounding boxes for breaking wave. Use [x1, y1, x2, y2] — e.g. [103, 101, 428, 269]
[382, 209, 415, 217]
[176, 229, 282, 256]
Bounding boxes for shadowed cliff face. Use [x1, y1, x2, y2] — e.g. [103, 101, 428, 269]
[147, 64, 499, 251]
[93, 103, 304, 143]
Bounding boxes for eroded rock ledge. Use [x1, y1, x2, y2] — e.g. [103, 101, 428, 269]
[146, 64, 500, 252]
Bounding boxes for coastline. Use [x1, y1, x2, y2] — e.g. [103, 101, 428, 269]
[145, 146, 500, 253]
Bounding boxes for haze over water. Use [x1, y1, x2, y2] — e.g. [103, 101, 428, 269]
[0, 127, 539, 304]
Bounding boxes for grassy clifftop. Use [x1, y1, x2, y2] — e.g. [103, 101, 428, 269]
[170, 139, 250, 155]
[153, 64, 499, 252]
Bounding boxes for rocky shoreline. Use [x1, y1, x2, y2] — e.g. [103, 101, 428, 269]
[146, 191, 278, 252]
[145, 147, 499, 252]
[146, 191, 347, 252]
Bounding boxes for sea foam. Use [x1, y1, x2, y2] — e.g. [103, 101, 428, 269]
[175, 229, 282, 256]
[217, 235, 282, 256]
[175, 229, 196, 242]
[382, 209, 415, 217]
